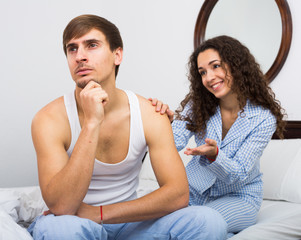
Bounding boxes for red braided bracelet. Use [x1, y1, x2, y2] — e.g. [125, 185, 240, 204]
[100, 205, 103, 225]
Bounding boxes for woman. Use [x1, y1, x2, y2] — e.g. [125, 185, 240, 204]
[150, 35, 285, 235]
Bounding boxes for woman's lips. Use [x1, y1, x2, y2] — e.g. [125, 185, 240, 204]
[211, 81, 223, 90]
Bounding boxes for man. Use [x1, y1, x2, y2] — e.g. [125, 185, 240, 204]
[28, 14, 227, 239]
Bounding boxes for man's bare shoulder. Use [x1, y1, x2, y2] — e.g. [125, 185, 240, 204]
[135, 94, 179, 162]
[136, 94, 169, 122]
[32, 96, 66, 125]
[136, 94, 173, 145]
[31, 96, 70, 142]
[31, 95, 71, 151]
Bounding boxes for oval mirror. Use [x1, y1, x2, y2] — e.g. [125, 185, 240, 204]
[194, 0, 293, 83]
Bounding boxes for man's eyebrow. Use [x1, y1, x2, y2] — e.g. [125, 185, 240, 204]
[66, 43, 77, 50]
[84, 39, 102, 45]
[198, 59, 220, 70]
[66, 39, 102, 49]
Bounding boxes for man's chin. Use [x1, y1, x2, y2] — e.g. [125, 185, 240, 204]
[76, 79, 98, 89]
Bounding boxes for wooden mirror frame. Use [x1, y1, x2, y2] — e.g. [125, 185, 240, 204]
[194, 0, 293, 83]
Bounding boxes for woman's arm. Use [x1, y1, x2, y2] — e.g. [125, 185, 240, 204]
[207, 113, 276, 184]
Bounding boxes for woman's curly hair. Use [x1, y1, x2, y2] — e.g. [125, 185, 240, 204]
[176, 35, 286, 138]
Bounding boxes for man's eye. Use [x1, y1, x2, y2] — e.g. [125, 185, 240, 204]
[89, 43, 98, 48]
[68, 47, 77, 53]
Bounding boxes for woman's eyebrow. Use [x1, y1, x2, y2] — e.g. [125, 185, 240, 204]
[198, 59, 220, 70]
[209, 59, 220, 65]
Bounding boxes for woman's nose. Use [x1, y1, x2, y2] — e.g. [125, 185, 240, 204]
[204, 70, 215, 82]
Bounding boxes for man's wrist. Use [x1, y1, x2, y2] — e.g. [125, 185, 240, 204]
[82, 120, 102, 131]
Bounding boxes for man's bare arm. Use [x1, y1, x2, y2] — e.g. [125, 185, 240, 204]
[75, 96, 189, 223]
[33, 82, 107, 215]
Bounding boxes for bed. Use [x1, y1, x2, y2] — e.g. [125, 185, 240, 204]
[1, 121, 301, 239]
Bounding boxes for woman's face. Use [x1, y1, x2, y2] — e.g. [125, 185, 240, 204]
[197, 49, 234, 101]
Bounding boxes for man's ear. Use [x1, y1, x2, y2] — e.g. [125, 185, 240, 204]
[114, 47, 123, 66]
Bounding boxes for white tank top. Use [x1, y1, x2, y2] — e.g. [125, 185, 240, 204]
[64, 90, 147, 206]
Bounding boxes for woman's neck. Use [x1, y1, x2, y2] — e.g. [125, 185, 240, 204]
[219, 93, 240, 114]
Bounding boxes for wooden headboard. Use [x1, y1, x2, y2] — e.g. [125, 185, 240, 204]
[272, 121, 301, 139]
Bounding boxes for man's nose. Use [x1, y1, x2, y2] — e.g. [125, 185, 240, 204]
[76, 47, 88, 63]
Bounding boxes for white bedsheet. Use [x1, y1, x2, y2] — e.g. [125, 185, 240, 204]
[0, 208, 32, 240]
[0, 186, 47, 240]
[230, 200, 301, 239]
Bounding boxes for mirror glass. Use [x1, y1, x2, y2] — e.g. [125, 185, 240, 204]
[205, 0, 282, 73]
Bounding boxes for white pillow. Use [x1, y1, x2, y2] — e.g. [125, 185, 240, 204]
[230, 200, 301, 239]
[260, 139, 301, 203]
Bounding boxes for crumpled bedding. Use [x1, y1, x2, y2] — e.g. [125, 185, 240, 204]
[0, 209, 32, 240]
[0, 186, 47, 240]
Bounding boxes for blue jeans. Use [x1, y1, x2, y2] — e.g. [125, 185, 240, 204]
[28, 206, 227, 240]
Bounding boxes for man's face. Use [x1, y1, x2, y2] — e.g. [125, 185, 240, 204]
[66, 29, 122, 89]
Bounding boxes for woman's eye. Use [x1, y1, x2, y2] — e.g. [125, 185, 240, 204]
[213, 64, 220, 69]
[199, 71, 206, 76]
